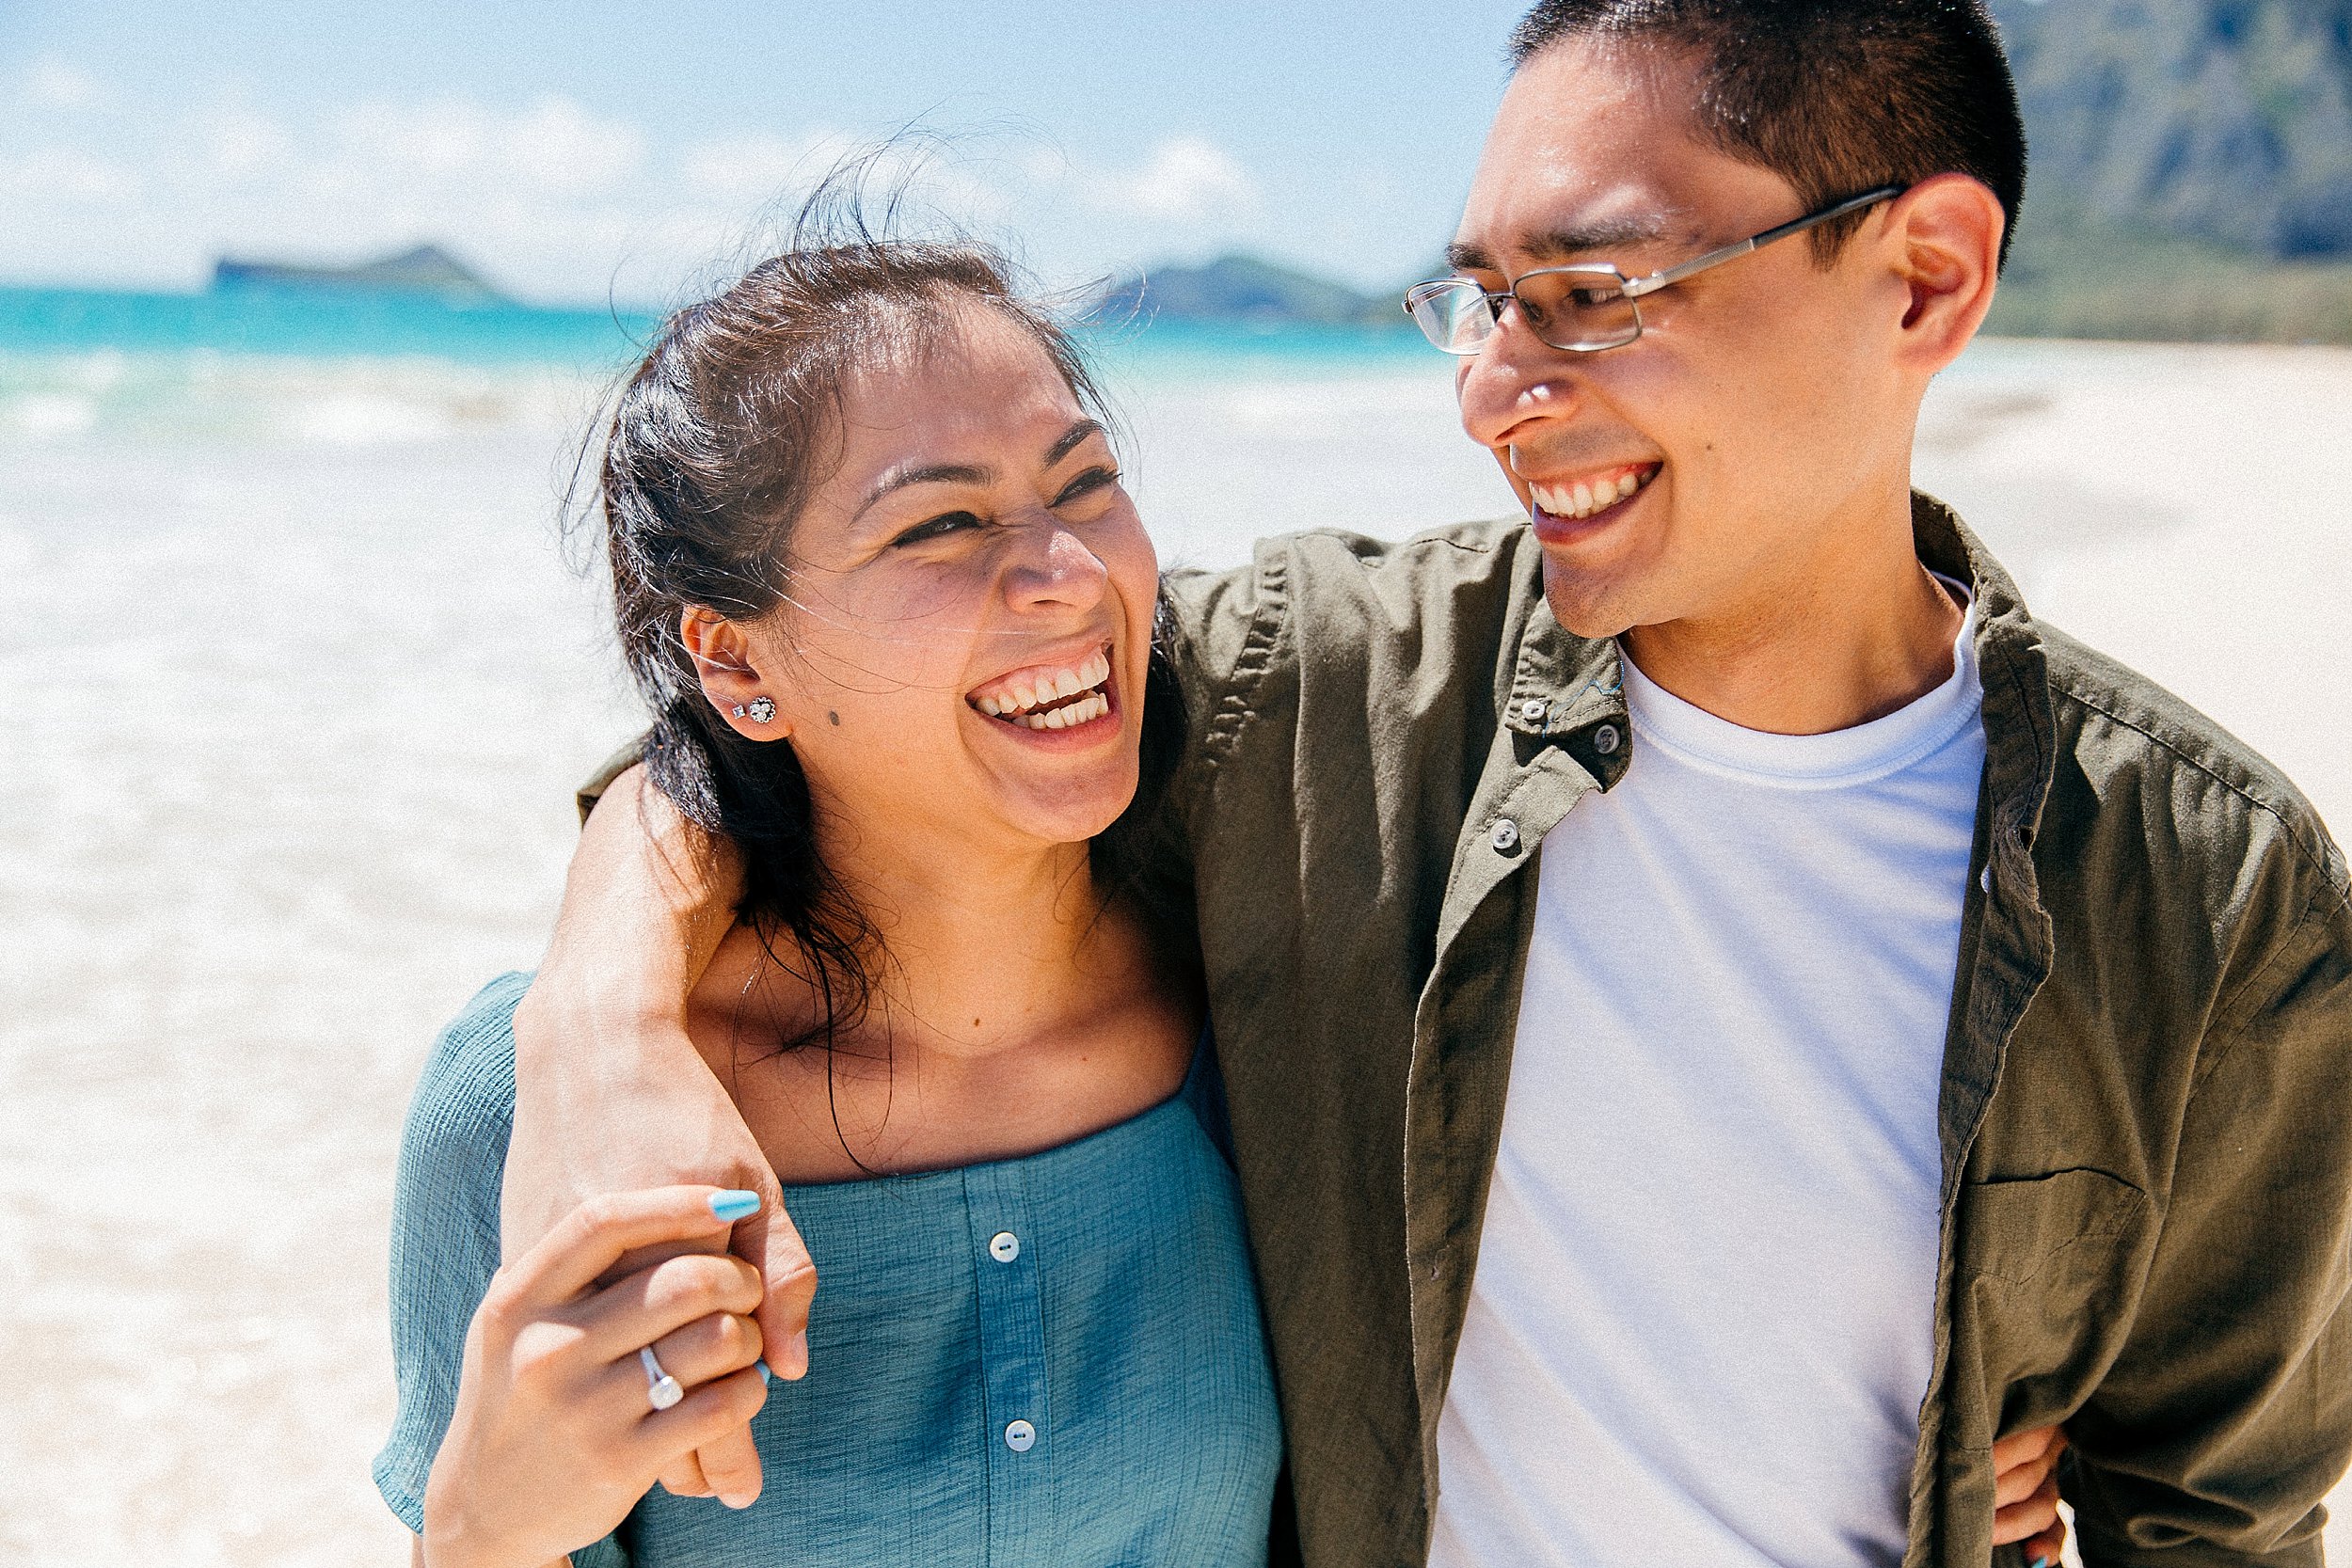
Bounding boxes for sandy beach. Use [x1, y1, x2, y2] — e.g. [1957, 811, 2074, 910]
[2, 339, 2347, 1564]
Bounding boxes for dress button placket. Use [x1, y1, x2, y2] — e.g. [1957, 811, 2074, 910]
[963, 1165, 1049, 1559]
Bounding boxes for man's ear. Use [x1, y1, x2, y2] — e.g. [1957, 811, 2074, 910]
[679, 608, 793, 740]
[1883, 172, 2005, 377]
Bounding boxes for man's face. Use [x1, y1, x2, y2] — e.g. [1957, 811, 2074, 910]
[1453, 39, 1921, 640]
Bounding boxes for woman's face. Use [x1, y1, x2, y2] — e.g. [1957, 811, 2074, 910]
[712, 304, 1158, 861]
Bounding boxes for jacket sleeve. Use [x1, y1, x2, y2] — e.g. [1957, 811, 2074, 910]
[2067, 851, 2352, 1566]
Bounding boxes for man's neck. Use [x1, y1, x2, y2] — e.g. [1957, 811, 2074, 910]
[1620, 508, 1965, 737]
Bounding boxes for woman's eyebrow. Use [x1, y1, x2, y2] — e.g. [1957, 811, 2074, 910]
[855, 461, 993, 520]
[1044, 419, 1105, 467]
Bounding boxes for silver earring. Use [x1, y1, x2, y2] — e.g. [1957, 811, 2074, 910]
[744, 696, 776, 725]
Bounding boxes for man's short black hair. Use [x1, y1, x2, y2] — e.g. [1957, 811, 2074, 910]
[1509, 0, 2027, 270]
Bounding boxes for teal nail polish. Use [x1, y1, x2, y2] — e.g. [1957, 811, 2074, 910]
[710, 1190, 761, 1222]
[2031, 1557, 2049, 1568]
[755, 1359, 771, 1386]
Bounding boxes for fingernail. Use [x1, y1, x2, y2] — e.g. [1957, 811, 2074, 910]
[2032, 1557, 2049, 1568]
[721, 1491, 756, 1511]
[786, 1329, 809, 1377]
[754, 1358, 771, 1386]
[709, 1190, 761, 1222]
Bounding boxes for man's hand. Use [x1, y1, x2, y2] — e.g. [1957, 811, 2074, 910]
[502, 765, 814, 1508]
[1992, 1424, 2069, 1566]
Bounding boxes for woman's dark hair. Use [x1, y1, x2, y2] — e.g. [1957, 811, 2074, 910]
[580, 178, 1188, 1060]
[1509, 0, 2029, 270]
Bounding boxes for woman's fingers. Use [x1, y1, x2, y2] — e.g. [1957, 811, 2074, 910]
[1993, 1472, 2062, 1548]
[629, 1363, 772, 1473]
[1992, 1424, 2066, 1507]
[2015, 1512, 2068, 1568]
[686, 1420, 766, 1510]
[656, 1450, 715, 1500]
[577, 1252, 765, 1360]
[506, 1186, 755, 1308]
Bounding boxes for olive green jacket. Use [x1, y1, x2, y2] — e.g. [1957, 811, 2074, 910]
[1153, 495, 2352, 1568]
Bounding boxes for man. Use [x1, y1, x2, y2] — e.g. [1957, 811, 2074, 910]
[502, 2, 2352, 1563]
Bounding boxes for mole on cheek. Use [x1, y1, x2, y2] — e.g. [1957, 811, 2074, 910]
[829, 711, 840, 725]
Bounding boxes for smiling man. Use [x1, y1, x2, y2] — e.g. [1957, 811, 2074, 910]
[496, 2, 2352, 1564]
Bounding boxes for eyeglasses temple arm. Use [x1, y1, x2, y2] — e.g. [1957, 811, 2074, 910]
[1621, 183, 1907, 299]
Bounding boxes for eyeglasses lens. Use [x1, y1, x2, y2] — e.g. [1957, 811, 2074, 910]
[1406, 272, 1641, 355]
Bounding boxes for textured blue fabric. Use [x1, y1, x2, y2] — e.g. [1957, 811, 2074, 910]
[375, 973, 1282, 1567]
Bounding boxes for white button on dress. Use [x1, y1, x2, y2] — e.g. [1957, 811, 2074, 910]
[1004, 1419, 1037, 1452]
[989, 1230, 1021, 1263]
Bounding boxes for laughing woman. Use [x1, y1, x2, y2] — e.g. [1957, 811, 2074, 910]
[374, 235, 1279, 1567]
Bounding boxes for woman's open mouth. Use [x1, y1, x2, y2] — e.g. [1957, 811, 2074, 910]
[966, 645, 1115, 732]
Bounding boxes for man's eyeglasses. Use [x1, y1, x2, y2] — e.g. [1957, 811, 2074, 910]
[1403, 184, 1906, 356]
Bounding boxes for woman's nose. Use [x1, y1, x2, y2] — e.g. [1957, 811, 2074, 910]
[1004, 516, 1110, 610]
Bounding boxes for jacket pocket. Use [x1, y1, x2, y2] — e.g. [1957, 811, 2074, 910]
[1961, 1168, 2154, 1405]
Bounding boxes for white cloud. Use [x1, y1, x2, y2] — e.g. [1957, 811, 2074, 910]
[25, 56, 103, 111]
[333, 96, 646, 197]
[1102, 135, 1261, 223]
[678, 130, 855, 204]
[0, 87, 1267, 301]
[0, 145, 140, 202]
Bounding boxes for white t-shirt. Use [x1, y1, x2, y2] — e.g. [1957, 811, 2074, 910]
[1427, 594, 1985, 1568]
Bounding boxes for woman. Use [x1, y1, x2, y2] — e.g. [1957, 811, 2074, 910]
[376, 225, 2070, 1566]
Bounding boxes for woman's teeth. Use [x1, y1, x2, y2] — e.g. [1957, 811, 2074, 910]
[1531, 467, 1653, 520]
[971, 649, 1114, 728]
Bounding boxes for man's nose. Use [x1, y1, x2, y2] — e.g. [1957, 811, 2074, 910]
[1455, 312, 1585, 451]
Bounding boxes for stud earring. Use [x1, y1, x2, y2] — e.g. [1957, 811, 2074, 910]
[739, 696, 776, 725]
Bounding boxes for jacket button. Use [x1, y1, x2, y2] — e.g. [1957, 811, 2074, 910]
[1490, 818, 1521, 853]
[1519, 698, 1549, 724]
[1594, 723, 1623, 755]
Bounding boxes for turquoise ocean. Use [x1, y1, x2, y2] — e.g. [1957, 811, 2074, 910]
[0, 282, 1448, 447]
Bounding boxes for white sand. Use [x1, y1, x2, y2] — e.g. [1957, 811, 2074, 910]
[0, 340, 2344, 1564]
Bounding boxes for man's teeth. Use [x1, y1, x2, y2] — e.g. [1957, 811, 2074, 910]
[1532, 468, 1651, 519]
[971, 649, 1114, 723]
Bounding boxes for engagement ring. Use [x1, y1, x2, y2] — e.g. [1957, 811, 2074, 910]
[640, 1345, 684, 1412]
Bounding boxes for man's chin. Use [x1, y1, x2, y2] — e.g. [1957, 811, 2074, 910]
[1537, 558, 1643, 643]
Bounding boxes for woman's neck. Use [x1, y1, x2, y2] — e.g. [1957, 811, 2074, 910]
[694, 809, 1194, 1180]
[828, 820, 1118, 1060]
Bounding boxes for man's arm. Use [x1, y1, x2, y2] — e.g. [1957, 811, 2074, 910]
[503, 763, 815, 1501]
[2065, 880, 2352, 1564]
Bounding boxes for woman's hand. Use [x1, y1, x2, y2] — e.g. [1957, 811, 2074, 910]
[421, 1187, 774, 1568]
[504, 764, 814, 1506]
[1992, 1423, 2069, 1566]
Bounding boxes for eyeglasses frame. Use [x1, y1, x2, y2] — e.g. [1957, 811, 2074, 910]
[1403, 182, 1909, 355]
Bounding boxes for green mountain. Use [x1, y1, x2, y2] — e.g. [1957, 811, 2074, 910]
[1992, 0, 2352, 259]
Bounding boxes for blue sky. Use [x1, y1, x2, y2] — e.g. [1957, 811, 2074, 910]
[0, 1, 1535, 304]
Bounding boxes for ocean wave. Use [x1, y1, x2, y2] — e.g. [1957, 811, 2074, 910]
[0, 349, 612, 448]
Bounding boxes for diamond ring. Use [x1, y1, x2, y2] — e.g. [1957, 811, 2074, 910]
[640, 1345, 684, 1412]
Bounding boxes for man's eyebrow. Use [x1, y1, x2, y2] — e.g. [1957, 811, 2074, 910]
[855, 461, 993, 520]
[1044, 418, 1105, 467]
[1447, 213, 1683, 274]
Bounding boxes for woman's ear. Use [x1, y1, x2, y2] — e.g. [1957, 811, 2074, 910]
[679, 608, 793, 740]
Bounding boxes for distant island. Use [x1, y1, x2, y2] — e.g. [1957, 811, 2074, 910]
[211, 245, 506, 305]
[1095, 253, 1409, 331]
